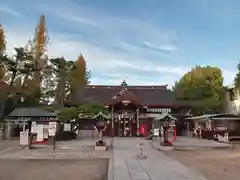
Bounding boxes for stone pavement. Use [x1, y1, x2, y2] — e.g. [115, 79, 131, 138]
[173, 136, 233, 149]
[152, 136, 232, 151]
[0, 140, 111, 160]
[112, 138, 207, 180]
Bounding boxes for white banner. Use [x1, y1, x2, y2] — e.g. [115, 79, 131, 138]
[31, 121, 37, 133]
[49, 122, 57, 136]
[37, 125, 44, 141]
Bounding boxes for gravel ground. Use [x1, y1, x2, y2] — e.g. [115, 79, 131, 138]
[0, 140, 19, 150]
[0, 139, 111, 180]
[0, 159, 109, 180]
[166, 144, 240, 180]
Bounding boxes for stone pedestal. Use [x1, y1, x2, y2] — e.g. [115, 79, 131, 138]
[160, 141, 173, 146]
[95, 145, 107, 151]
[0, 132, 4, 140]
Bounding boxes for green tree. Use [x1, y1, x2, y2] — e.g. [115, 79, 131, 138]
[50, 55, 91, 109]
[57, 103, 108, 123]
[50, 57, 74, 109]
[77, 102, 108, 116]
[57, 107, 78, 122]
[1, 47, 42, 107]
[0, 25, 9, 118]
[0, 25, 6, 80]
[234, 61, 240, 89]
[173, 66, 224, 115]
[40, 64, 55, 105]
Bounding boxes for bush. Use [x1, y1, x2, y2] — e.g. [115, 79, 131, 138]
[56, 131, 77, 141]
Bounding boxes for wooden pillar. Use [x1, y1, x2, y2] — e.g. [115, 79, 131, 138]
[130, 117, 132, 136]
[23, 118, 26, 132]
[111, 106, 114, 137]
[136, 108, 140, 137]
[0, 123, 3, 140]
[118, 114, 121, 136]
[7, 121, 12, 140]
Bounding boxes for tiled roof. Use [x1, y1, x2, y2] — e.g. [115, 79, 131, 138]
[68, 85, 176, 107]
[109, 87, 139, 105]
[8, 107, 57, 117]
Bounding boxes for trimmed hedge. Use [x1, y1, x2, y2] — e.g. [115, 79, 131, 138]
[56, 131, 77, 141]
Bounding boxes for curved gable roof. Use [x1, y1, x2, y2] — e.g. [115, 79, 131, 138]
[68, 85, 176, 107]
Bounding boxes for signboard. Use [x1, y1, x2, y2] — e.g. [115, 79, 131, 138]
[146, 108, 171, 114]
[64, 123, 71, 131]
[31, 121, 37, 133]
[20, 131, 29, 146]
[48, 122, 57, 136]
[153, 129, 159, 136]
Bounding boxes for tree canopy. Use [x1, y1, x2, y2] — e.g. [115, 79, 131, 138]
[234, 61, 240, 90]
[68, 54, 91, 93]
[173, 66, 224, 115]
[57, 103, 108, 122]
[0, 15, 91, 118]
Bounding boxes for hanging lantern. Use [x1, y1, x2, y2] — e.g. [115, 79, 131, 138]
[107, 120, 110, 124]
[121, 121, 123, 123]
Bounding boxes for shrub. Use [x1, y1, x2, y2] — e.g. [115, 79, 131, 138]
[56, 131, 77, 141]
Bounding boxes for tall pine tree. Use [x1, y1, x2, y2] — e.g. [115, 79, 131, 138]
[24, 15, 49, 105]
[0, 25, 6, 79]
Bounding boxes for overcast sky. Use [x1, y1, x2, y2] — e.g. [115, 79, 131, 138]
[1, 0, 239, 87]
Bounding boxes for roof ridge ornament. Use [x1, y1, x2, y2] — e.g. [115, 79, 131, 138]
[121, 79, 128, 87]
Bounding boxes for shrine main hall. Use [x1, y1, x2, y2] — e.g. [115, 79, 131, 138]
[66, 80, 190, 137]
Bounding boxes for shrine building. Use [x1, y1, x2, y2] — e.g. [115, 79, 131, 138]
[66, 80, 190, 137]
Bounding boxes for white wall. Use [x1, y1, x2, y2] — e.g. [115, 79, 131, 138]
[224, 87, 240, 114]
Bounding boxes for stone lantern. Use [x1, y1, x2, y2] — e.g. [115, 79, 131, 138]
[162, 120, 170, 144]
[160, 116, 173, 146]
[95, 119, 107, 146]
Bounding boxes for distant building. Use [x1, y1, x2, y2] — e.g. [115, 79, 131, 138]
[66, 80, 191, 137]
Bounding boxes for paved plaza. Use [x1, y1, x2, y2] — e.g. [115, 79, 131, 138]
[112, 138, 207, 180]
[0, 138, 208, 180]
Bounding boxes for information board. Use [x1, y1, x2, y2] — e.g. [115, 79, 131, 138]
[20, 131, 29, 146]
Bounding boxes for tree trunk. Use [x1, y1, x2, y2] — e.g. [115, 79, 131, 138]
[0, 102, 4, 119]
[54, 74, 66, 109]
